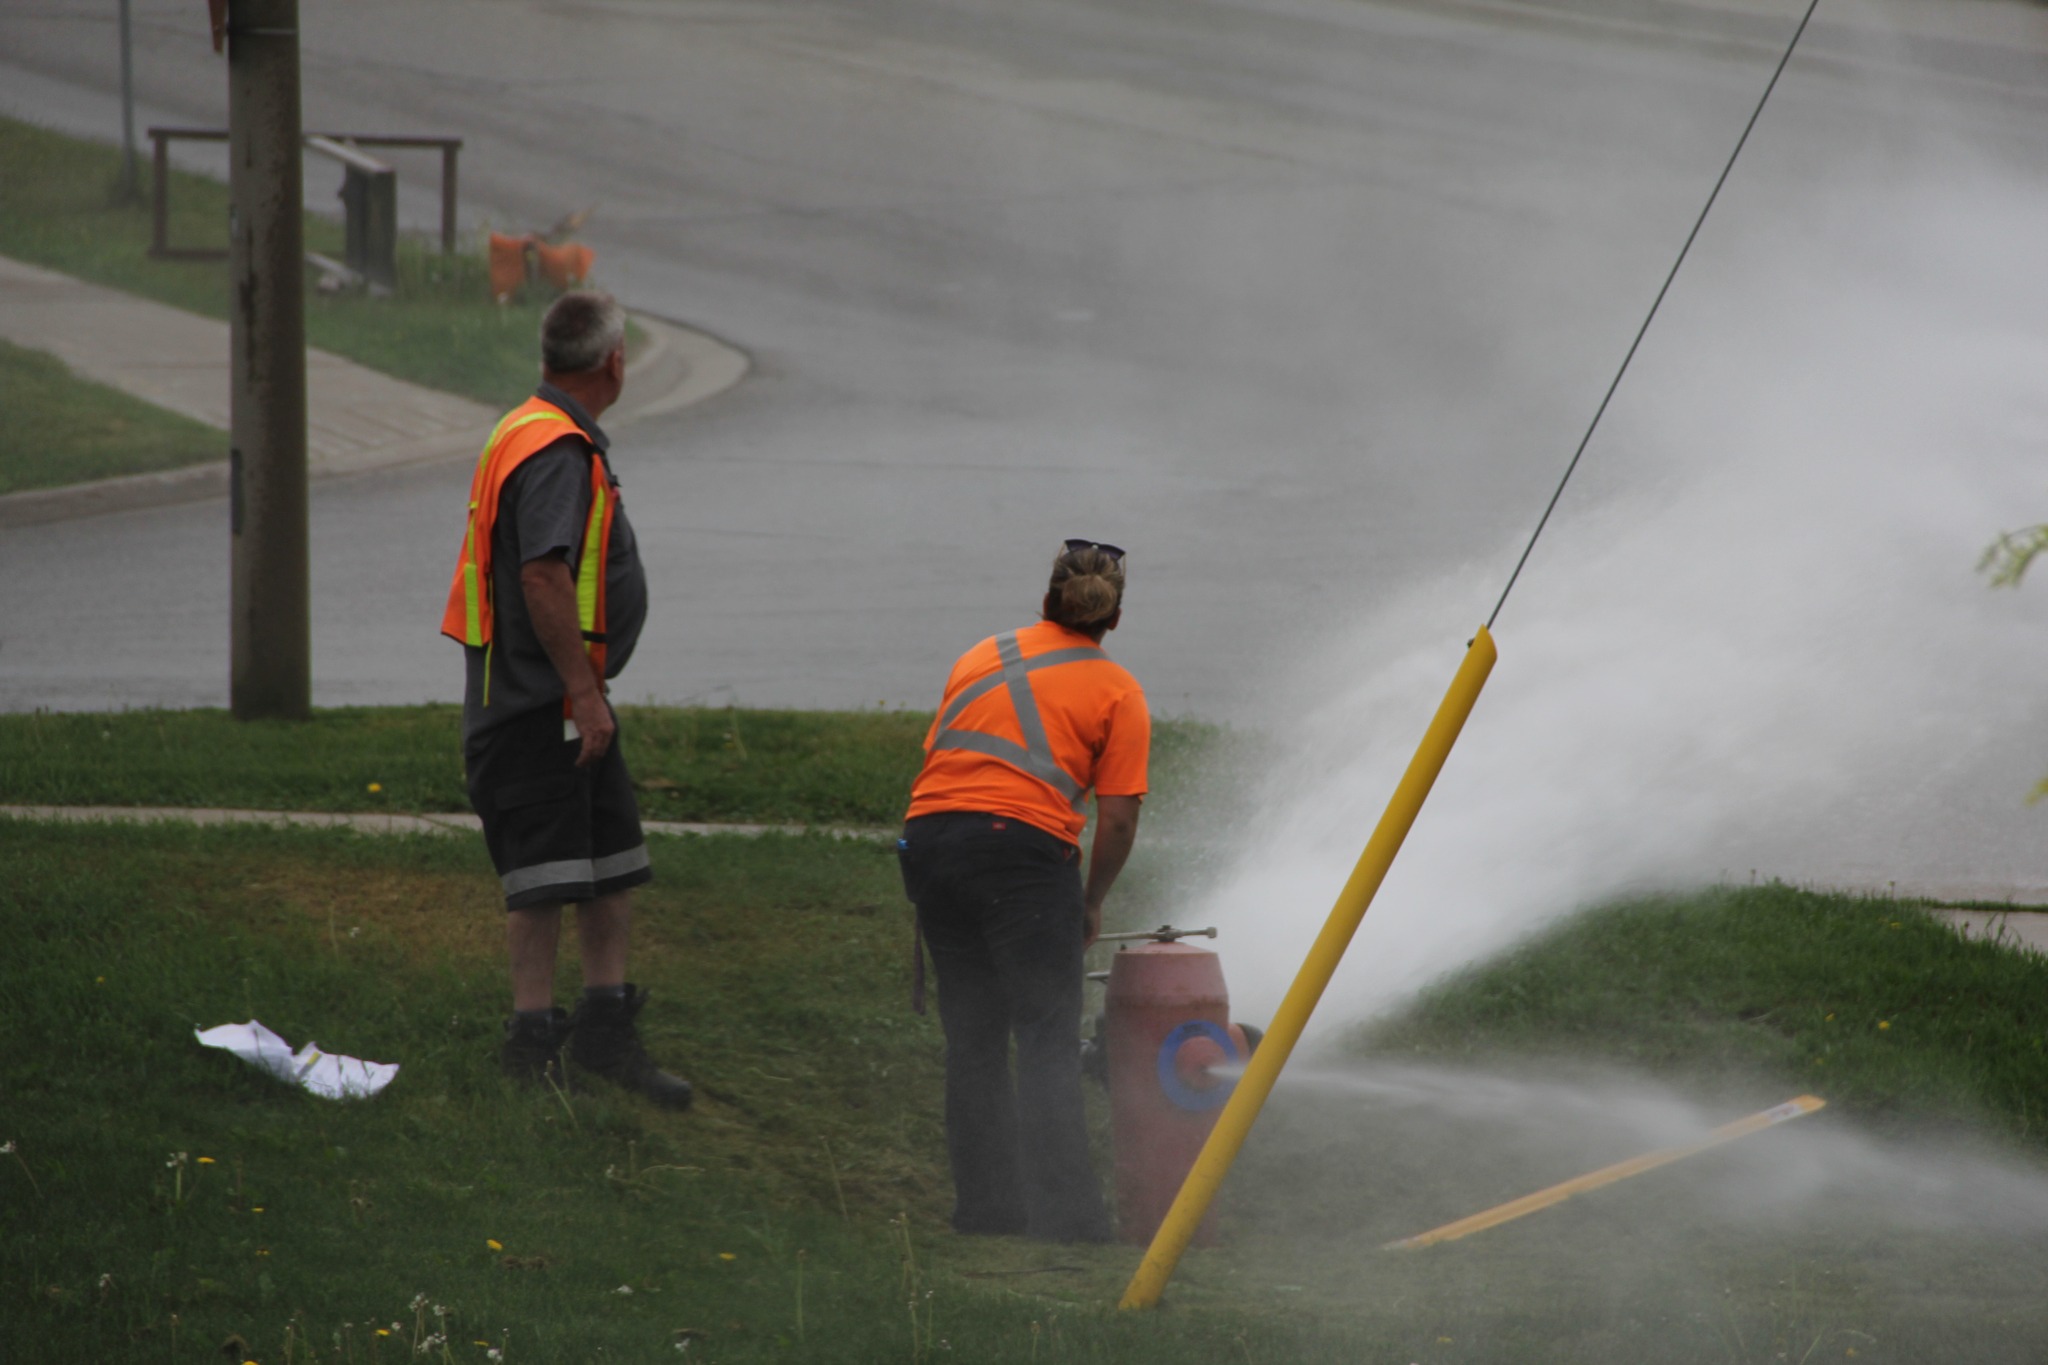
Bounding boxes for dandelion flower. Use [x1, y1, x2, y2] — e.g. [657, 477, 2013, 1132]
[1878, 1020, 1891, 1030]
[487, 1239, 503, 1251]
[377, 1329, 391, 1338]
[368, 782, 383, 793]
[197, 1157, 216, 1165]
[718, 1253, 737, 1262]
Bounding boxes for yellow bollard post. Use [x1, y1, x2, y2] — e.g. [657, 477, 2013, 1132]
[1119, 626, 1498, 1311]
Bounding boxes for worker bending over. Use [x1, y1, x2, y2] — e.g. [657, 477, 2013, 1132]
[898, 541, 1150, 1242]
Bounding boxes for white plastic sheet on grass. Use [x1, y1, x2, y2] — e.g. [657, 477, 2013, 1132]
[194, 1020, 398, 1100]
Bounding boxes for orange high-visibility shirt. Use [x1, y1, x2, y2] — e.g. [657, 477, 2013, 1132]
[905, 620, 1150, 844]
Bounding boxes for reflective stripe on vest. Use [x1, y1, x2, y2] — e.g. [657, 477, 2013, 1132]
[928, 632, 1105, 809]
[456, 409, 577, 647]
[574, 470, 613, 685]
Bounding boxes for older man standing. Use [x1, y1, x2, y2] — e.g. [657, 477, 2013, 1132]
[441, 289, 690, 1108]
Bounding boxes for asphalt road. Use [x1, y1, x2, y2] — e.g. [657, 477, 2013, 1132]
[7, 0, 2048, 999]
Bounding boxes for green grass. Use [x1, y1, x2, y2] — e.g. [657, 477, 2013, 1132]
[0, 115, 552, 411]
[0, 337, 225, 493]
[10, 716, 2048, 1360]
[0, 704, 1230, 830]
[9, 825, 2048, 1364]
[1354, 882, 2048, 1143]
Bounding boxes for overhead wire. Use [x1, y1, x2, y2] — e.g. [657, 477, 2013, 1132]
[1486, 0, 1825, 632]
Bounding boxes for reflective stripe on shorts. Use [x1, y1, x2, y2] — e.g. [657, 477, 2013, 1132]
[500, 843, 651, 899]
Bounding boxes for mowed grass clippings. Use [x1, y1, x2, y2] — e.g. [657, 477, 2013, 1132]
[0, 337, 226, 493]
[0, 115, 551, 410]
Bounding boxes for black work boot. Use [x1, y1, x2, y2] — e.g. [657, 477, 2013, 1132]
[500, 1007, 574, 1090]
[568, 985, 692, 1110]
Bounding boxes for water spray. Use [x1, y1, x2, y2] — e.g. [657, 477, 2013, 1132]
[1119, 0, 1825, 1311]
[1385, 1095, 1826, 1249]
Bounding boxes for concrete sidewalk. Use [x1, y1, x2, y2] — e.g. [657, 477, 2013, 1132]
[0, 803, 892, 843]
[0, 253, 748, 527]
[5, 803, 2045, 954]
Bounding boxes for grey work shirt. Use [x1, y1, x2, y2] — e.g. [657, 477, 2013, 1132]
[461, 384, 648, 757]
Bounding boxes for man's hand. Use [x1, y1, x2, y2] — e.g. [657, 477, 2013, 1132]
[564, 682, 615, 768]
[520, 554, 613, 767]
[1082, 795, 1142, 948]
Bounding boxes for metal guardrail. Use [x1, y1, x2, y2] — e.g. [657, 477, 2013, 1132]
[305, 135, 397, 290]
[147, 126, 462, 262]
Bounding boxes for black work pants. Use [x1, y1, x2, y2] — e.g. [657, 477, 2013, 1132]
[899, 812, 1111, 1243]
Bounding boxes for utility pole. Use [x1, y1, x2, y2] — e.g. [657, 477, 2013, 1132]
[225, 0, 310, 720]
[116, 0, 138, 200]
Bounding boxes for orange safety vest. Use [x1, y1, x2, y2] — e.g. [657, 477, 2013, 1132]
[440, 396, 617, 703]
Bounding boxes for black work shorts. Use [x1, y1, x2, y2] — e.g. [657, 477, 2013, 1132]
[464, 702, 652, 911]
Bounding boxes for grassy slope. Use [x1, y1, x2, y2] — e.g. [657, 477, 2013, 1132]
[0, 821, 1389, 1365]
[0, 705, 1228, 829]
[9, 828, 2048, 1364]
[0, 116, 551, 412]
[1356, 883, 2048, 1141]
[9, 711, 2048, 1361]
[0, 337, 225, 493]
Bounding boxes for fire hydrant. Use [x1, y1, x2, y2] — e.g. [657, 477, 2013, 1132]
[1100, 926, 1259, 1246]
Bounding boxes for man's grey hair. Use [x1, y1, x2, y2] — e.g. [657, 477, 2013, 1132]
[540, 290, 627, 374]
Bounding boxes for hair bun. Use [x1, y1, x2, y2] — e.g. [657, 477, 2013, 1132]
[1045, 545, 1126, 630]
[1057, 574, 1121, 626]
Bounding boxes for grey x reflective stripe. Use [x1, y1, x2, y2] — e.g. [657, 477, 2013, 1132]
[500, 845, 650, 898]
[929, 633, 1104, 808]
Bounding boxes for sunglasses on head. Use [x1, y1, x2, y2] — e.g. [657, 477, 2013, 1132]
[1061, 538, 1126, 562]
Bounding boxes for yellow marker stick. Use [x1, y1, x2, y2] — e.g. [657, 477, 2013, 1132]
[1385, 1094, 1827, 1250]
[1119, 627, 1498, 1311]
